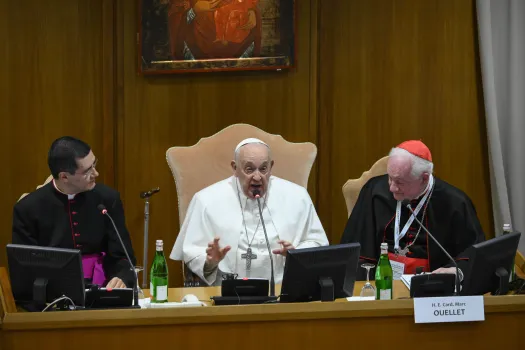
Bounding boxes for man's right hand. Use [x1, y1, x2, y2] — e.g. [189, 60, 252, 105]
[206, 237, 231, 266]
[194, 0, 223, 13]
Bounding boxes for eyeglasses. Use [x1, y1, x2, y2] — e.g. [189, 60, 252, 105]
[77, 159, 98, 178]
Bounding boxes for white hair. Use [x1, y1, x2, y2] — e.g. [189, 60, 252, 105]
[234, 142, 271, 163]
[388, 147, 434, 178]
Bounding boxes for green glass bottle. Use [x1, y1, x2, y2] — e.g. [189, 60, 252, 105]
[150, 239, 168, 303]
[375, 242, 393, 300]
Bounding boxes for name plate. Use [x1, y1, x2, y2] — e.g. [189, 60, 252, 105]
[414, 296, 485, 324]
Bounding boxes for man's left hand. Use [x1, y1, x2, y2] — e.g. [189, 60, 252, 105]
[272, 240, 295, 256]
[432, 267, 456, 275]
[106, 277, 127, 289]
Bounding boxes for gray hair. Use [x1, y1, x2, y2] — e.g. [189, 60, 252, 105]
[388, 147, 434, 178]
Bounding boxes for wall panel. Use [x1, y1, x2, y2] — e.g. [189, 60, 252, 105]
[0, 0, 114, 269]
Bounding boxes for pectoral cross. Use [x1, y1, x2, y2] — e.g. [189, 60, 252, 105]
[241, 247, 257, 271]
[397, 246, 409, 257]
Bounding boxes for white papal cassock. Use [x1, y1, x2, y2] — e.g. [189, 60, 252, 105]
[170, 175, 329, 285]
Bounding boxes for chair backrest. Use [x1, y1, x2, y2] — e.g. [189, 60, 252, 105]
[18, 175, 54, 202]
[342, 156, 389, 218]
[166, 123, 317, 227]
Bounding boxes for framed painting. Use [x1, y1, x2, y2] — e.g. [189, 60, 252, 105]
[138, 0, 296, 74]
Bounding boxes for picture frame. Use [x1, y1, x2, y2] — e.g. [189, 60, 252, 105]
[138, 0, 296, 74]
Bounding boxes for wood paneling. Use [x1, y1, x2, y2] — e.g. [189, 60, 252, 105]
[2, 274, 525, 350]
[0, 0, 115, 269]
[116, 0, 317, 287]
[317, 0, 493, 244]
[4, 312, 525, 350]
[0, 267, 16, 315]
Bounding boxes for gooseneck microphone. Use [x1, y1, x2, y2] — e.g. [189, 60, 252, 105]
[402, 199, 461, 296]
[140, 187, 160, 199]
[97, 204, 139, 306]
[253, 189, 275, 297]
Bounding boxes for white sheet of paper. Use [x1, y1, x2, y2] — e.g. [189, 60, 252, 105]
[390, 260, 405, 280]
[414, 296, 485, 323]
[346, 296, 375, 301]
[401, 274, 413, 289]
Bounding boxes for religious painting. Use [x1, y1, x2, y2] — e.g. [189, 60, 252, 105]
[138, 0, 296, 74]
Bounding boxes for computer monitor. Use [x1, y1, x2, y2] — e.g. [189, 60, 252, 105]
[280, 243, 361, 303]
[6, 244, 86, 309]
[461, 232, 521, 296]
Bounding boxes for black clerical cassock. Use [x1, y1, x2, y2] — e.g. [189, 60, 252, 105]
[12, 182, 136, 287]
[341, 174, 485, 280]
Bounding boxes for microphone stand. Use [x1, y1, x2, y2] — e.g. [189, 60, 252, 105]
[404, 202, 461, 296]
[140, 187, 160, 289]
[99, 205, 139, 307]
[255, 193, 275, 297]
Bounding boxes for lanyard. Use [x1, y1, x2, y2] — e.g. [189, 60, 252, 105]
[394, 175, 434, 250]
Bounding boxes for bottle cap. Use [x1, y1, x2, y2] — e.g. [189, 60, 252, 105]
[381, 242, 388, 249]
[156, 240, 163, 248]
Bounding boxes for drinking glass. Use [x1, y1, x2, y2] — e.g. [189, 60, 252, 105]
[360, 263, 376, 298]
[134, 266, 145, 299]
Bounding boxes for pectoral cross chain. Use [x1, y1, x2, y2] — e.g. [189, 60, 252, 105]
[241, 247, 257, 271]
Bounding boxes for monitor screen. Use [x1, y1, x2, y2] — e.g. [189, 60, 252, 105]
[6, 244, 86, 308]
[280, 243, 361, 303]
[461, 232, 521, 296]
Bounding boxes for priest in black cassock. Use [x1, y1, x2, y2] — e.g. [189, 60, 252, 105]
[341, 140, 485, 280]
[12, 136, 136, 288]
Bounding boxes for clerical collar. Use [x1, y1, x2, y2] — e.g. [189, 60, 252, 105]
[52, 179, 76, 200]
[411, 175, 433, 202]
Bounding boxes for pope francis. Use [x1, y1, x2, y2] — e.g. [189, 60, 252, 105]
[170, 138, 329, 285]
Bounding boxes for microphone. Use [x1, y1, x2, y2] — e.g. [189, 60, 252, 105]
[97, 204, 139, 306]
[139, 187, 160, 289]
[253, 189, 276, 297]
[401, 199, 461, 296]
[140, 187, 160, 199]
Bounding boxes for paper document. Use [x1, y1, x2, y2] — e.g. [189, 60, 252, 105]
[401, 274, 415, 289]
[390, 260, 405, 280]
[346, 296, 375, 301]
[138, 297, 206, 308]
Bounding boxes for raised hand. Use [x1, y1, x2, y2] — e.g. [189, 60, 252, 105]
[206, 237, 231, 265]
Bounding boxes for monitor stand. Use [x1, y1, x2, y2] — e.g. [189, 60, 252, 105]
[30, 277, 71, 311]
[319, 277, 334, 302]
[33, 277, 48, 306]
[495, 267, 510, 295]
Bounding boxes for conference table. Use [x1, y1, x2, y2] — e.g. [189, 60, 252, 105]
[1, 267, 525, 350]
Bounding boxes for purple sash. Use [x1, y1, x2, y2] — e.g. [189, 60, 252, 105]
[82, 253, 107, 286]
